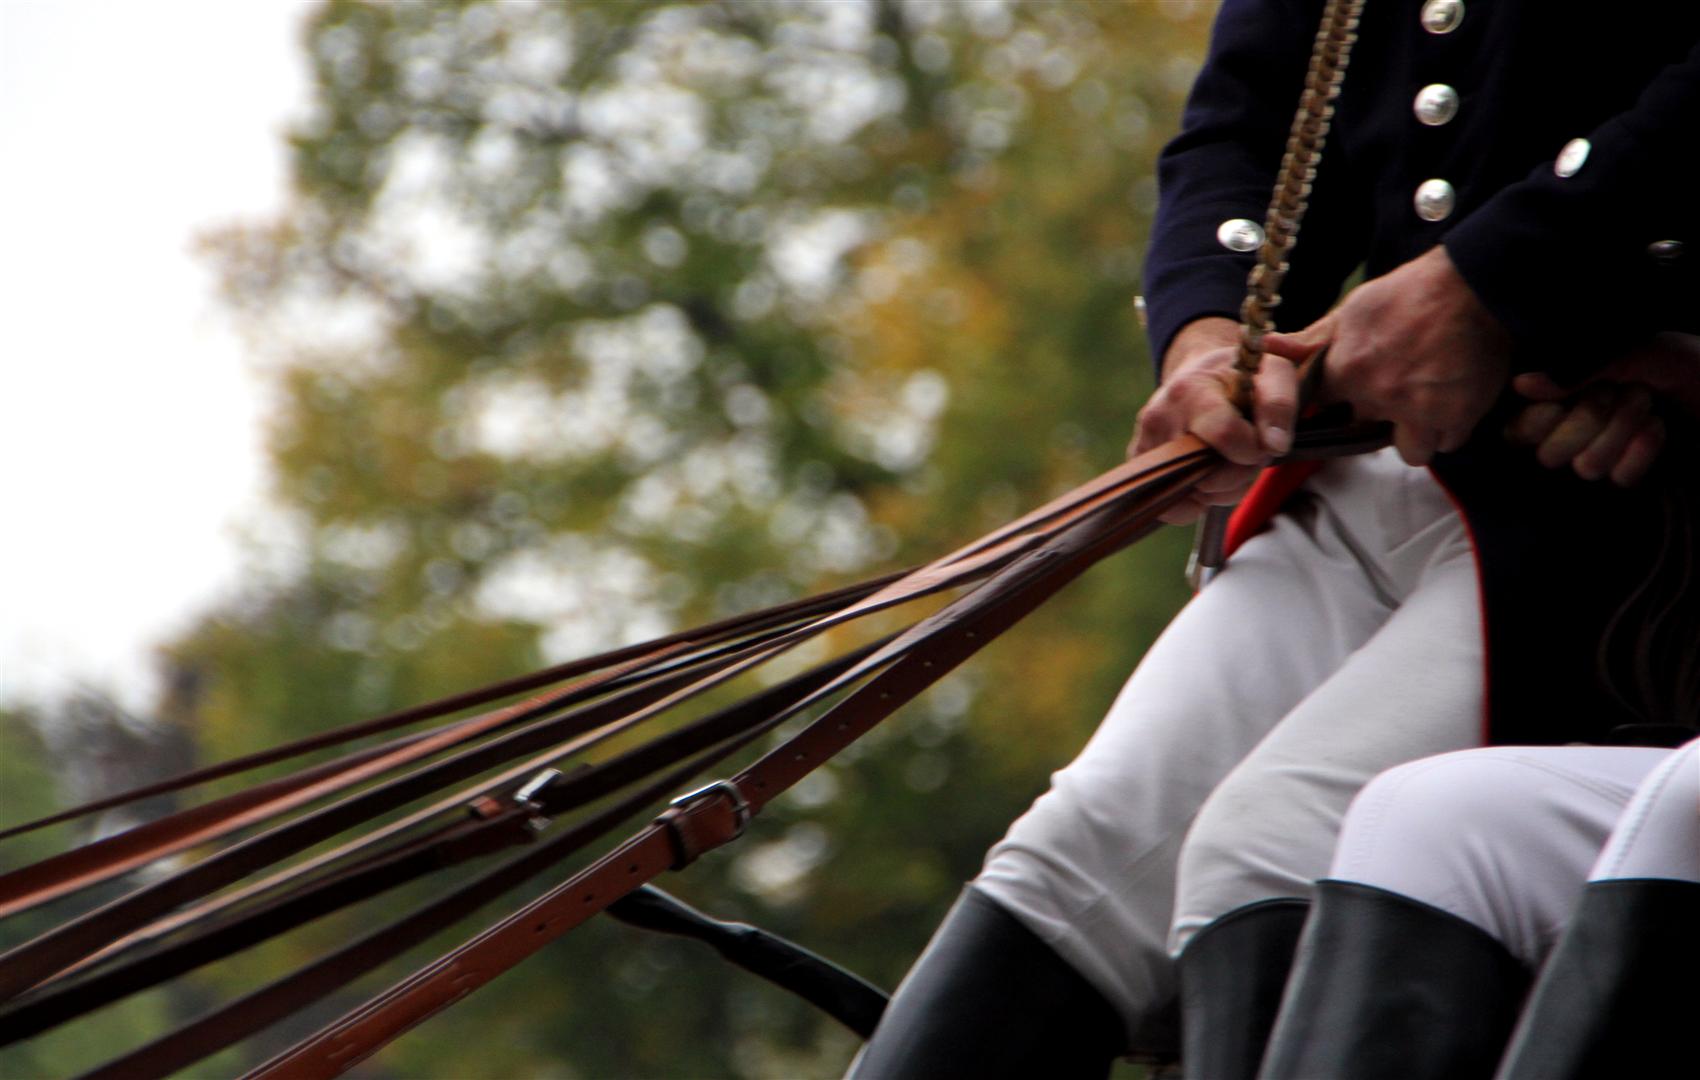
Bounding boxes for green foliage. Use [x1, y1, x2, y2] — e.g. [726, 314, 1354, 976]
[3, 1, 1216, 1075]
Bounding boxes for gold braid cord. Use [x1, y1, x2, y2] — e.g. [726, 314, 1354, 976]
[1232, 0, 1365, 408]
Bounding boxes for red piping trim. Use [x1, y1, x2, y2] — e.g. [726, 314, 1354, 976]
[1222, 462, 1325, 558]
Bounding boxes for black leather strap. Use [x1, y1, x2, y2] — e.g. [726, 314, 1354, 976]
[606, 886, 890, 1038]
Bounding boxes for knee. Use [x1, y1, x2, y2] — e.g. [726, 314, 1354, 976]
[1330, 749, 1548, 887]
[1171, 765, 1341, 950]
[1176, 773, 1292, 897]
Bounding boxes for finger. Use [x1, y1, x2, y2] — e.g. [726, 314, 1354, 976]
[1252, 354, 1298, 455]
[1404, 380, 1493, 453]
[1436, 424, 1473, 454]
[1130, 404, 1176, 457]
[1573, 386, 1653, 481]
[1609, 420, 1665, 487]
[1393, 424, 1440, 466]
[1127, 424, 1147, 459]
[1261, 315, 1335, 362]
[1188, 397, 1265, 467]
[1536, 388, 1618, 469]
[1164, 464, 1261, 524]
[1194, 462, 1260, 496]
[1511, 372, 1573, 402]
[1505, 402, 1567, 446]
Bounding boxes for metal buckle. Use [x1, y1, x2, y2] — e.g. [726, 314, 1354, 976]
[668, 779, 751, 839]
[512, 768, 563, 834]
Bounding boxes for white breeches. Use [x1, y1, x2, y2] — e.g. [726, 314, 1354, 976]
[972, 448, 1485, 1038]
[1328, 739, 1700, 968]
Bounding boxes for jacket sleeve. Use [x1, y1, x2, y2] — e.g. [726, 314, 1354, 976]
[1442, 37, 1700, 384]
[1142, 0, 1369, 378]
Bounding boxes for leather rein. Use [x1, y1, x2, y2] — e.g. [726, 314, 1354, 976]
[0, 4, 1385, 1074]
[0, 437, 1216, 1077]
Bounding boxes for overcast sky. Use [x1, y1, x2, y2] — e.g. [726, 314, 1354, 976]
[1, 0, 312, 709]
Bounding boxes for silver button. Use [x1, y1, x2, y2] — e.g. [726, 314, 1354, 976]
[1648, 240, 1686, 263]
[1554, 137, 1591, 178]
[1217, 218, 1266, 253]
[1413, 84, 1460, 126]
[1421, 0, 1465, 34]
[1414, 179, 1456, 222]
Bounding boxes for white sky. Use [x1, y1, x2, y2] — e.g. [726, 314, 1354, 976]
[0, 0, 312, 709]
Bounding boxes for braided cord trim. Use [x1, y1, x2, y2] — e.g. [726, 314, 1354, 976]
[1232, 0, 1365, 408]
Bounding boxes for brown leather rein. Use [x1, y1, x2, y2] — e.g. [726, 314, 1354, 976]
[0, 404, 1387, 1077]
[0, 0, 1384, 1056]
[1, 433, 1280, 1078]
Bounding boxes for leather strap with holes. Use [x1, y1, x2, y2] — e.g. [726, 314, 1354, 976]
[242, 458, 1204, 1079]
[0, 437, 1210, 1013]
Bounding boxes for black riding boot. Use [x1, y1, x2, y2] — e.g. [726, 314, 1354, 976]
[846, 887, 1125, 1079]
[1176, 898, 1310, 1080]
[1257, 881, 1530, 1080]
[1495, 878, 1700, 1080]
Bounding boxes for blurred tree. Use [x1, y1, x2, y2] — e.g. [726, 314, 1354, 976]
[1, 1, 1219, 1076]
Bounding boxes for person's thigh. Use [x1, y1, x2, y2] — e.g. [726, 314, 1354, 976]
[1326, 745, 1670, 966]
[1170, 489, 1483, 952]
[973, 480, 1393, 1027]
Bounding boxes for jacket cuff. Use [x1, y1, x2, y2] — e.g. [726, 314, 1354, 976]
[1142, 262, 1251, 381]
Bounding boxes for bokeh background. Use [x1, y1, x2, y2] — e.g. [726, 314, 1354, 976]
[1, 1, 1217, 1075]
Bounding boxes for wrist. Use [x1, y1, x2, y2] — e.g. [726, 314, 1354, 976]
[1162, 316, 1242, 380]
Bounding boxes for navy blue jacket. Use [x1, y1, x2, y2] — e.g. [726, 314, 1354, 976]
[1143, 0, 1700, 743]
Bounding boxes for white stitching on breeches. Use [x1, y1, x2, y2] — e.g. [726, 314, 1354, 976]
[970, 448, 1485, 1039]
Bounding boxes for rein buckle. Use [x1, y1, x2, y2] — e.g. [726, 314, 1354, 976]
[512, 768, 563, 834]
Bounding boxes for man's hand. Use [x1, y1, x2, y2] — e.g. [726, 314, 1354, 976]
[1129, 316, 1298, 525]
[1506, 379, 1662, 486]
[1505, 333, 1700, 486]
[1262, 246, 1512, 466]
